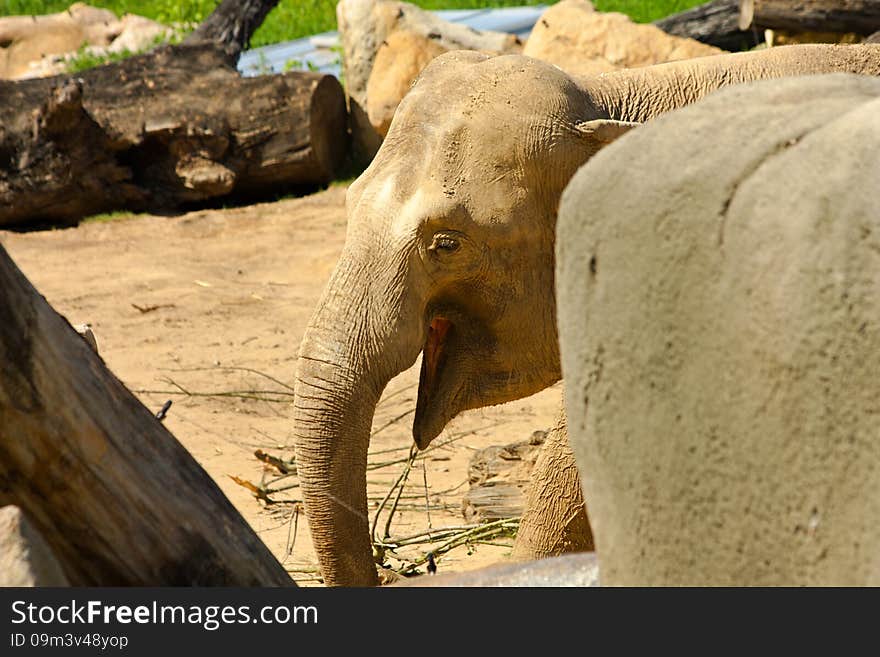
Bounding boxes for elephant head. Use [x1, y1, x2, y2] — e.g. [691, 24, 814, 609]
[293, 53, 624, 586]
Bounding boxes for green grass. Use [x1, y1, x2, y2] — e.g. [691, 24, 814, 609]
[2, 1, 708, 48]
[81, 210, 140, 223]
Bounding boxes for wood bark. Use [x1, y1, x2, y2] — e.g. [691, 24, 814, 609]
[0, 244, 294, 586]
[0, 42, 348, 227]
[655, 0, 762, 50]
[511, 411, 594, 560]
[185, 0, 282, 61]
[739, 0, 880, 34]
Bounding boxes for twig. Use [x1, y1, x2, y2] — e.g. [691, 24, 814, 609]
[370, 408, 415, 438]
[160, 365, 296, 393]
[255, 449, 296, 475]
[132, 388, 293, 402]
[422, 460, 432, 529]
[132, 303, 176, 314]
[382, 447, 417, 540]
[392, 518, 519, 576]
[375, 383, 417, 408]
[370, 445, 417, 547]
[228, 474, 274, 504]
[283, 504, 301, 563]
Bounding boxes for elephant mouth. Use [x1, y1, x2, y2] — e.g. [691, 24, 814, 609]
[413, 316, 453, 449]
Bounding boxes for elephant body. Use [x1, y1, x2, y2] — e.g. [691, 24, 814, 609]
[557, 73, 880, 585]
[294, 45, 880, 586]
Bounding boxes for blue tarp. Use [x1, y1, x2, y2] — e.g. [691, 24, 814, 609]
[237, 5, 546, 78]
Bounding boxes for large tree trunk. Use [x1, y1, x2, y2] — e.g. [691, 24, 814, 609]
[185, 0, 282, 62]
[0, 42, 347, 227]
[739, 0, 880, 34]
[655, 0, 762, 50]
[0, 244, 293, 586]
[511, 409, 594, 560]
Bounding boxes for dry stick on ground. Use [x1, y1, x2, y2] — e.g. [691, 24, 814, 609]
[392, 519, 520, 576]
[282, 505, 301, 564]
[375, 383, 418, 408]
[370, 445, 418, 547]
[382, 448, 418, 541]
[370, 408, 416, 438]
[160, 366, 297, 393]
[238, 402, 519, 573]
[133, 379, 295, 403]
[423, 460, 432, 529]
[255, 449, 296, 475]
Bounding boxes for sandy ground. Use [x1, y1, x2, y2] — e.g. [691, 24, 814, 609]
[0, 186, 561, 585]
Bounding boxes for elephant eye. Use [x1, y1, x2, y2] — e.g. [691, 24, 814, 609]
[429, 234, 461, 255]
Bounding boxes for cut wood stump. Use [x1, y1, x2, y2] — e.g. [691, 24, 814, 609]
[739, 0, 880, 34]
[461, 430, 546, 523]
[656, 0, 762, 50]
[0, 42, 348, 227]
[0, 244, 293, 585]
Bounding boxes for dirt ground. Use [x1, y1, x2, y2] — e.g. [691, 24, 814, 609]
[0, 186, 561, 585]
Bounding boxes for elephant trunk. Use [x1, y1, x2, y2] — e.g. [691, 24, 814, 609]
[293, 252, 420, 587]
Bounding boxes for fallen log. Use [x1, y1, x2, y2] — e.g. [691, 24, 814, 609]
[655, 0, 762, 50]
[0, 42, 348, 227]
[738, 0, 880, 35]
[0, 244, 293, 585]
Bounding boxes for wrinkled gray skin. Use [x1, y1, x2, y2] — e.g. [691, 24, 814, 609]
[293, 45, 880, 587]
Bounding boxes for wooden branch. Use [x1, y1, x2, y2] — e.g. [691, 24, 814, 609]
[0, 244, 293, 586]
[185, 0, 282, 62]
[655, 0, 762, 50]
[739, 0, 880, 34]
[0, 42, 348, 227]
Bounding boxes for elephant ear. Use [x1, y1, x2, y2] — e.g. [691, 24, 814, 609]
[576, 119, 641, 147]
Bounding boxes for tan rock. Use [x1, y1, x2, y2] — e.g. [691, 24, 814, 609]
[337, 0, 521, 158]
[523, 0, 724, 78]
[0, 3, 171, 80]
[0, 506, 69, 586]
[105, 13, 172, 54]
[366, 30, 450, 136]
[0, 3, 119, 79]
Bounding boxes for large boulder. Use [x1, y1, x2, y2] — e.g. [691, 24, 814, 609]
[0, 506, 69, 586]
[365, 30, 448, 137]
[557, 74, 880, 585]
[523, 0, 724, 78]
[337, 0, 521, 157]
[0, 3, 117, 79]
[0, 3, 171, 80]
